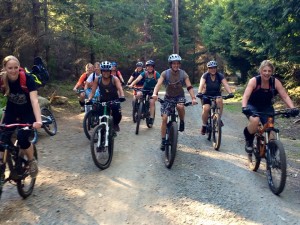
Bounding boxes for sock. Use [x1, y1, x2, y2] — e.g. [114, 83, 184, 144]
[243, 127, 254, 143]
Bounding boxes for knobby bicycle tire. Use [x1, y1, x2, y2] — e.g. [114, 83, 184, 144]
[17, 144, 38, 198]
[132, 101, 138, 123]
[83, 109, 100, 140]
[207, 116, 212, 141]
[164, 122, 178, 169]
[41, 107, 57, 136]
[0, 166, 4, 199]
[29, 129, 38, 144]
[249, 136, 261, 171]
[146, 104, 155, 128]
[266, 140, 286, 195]
[135, 101, 143, 135]
[90, 124, 113, 170]
[212, 113, 222, 150]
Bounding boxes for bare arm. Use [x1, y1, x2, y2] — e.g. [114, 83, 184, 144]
[115, 77, 125, 97]
[185, 77, 197, 105]
[152, 75, 165, 100]
[130, 75, 143, 87]
[198, 77, 206, 93]
[275, 79, 295, 108]
[221, 78, 233, 94]
[29, 91, 42, 129]
[242, 78, 256, 107]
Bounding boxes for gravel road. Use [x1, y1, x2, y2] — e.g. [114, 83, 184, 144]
[1, 91, 300, 225]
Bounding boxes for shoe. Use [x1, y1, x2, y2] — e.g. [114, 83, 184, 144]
[80, 107, 85, 112]
[148, 118, 153, 125]
[201, 125, 207, 135]
[113, 124, 120, 132]
[220, 120, 224, 127]
[245, 141, 253, 153]
[160, 140, 166, 151]
[179, 120, 185, 132]
[29, 159, 38, 178]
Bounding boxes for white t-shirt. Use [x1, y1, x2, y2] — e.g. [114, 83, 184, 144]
[86, 72, 99, 83]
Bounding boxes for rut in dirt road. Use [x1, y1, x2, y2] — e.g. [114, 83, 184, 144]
[1, 92, 300, 225]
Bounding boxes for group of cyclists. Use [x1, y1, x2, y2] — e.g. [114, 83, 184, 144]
[74, 55, 299, 156]
[0, 54, 299, 184]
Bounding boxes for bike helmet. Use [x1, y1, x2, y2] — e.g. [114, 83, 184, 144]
[207, 60, 218, 68]
[111, 61, 117, 67]
[145, 60, 155, 67]
[100, 61, 112, 71]
[136, 61, 143, 67]
[168, 54, 182, 63]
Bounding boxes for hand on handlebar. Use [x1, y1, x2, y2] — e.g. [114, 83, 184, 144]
[119, 97, 126, 102]
[242, 107, 252, 116]
[225, 93, 234, 99]
[290, 108, 299, 117]
[196, 93, 203, 99]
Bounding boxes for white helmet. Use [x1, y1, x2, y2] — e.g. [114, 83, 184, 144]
[207, 60, 218, 68]
[168, 54, 182, 63]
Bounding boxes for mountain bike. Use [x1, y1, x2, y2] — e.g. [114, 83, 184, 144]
[90, 99, 121, 170]
[247, 109, 298, 195]
[133, 88, 155, 135]
[197, 94, 233, 150]
[158, 98, 193, 169]
[0, 124, 38, 199]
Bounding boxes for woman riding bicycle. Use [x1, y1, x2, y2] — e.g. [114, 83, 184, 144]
[152, 54, 197, 150]
[87, 61, 125, 132]
[128, 60, 160, 125]
[197, 60, 233, 135]
[242, 60, 299, 154]
[127, 61, 145, 108]
[73, 63, 94, 112]
[0, 55, 42, 178]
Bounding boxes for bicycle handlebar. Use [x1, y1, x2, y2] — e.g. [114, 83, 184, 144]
[197, 94, 233, 100]
[157, 98, 194, 107]
[0, 123, 33, 129]
[250, 108, 298, 118]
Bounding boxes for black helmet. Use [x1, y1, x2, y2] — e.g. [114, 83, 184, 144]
[145, 60, 155, 67]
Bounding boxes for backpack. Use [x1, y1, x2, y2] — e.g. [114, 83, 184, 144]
[29, 56, 49, 87]
[164, 69, 185, 86]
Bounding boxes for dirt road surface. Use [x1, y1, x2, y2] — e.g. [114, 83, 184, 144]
[1, 91, 300, 225]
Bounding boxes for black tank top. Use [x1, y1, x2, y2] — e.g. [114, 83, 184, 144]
[98, 76, 118, 102]
[248, 76, 277, 108]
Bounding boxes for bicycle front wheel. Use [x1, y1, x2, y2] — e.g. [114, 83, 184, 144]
[17, 145, 38, 198]
[164, 122, 178, 169]
[266, 140, 286, 195]
[135, 102, 143, 135]
[132, 100, 138, 123]
[212, 114, 222, 150]
[146, 106, 155, 128]
[29, 129, 38, 144]
[41, 107, 57, 136]
[207, 116, 212, 141]
[90, 124, 113, 170]
[83, 109, 100, 140]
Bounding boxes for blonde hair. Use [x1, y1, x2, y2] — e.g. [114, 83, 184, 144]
[85, 63, 94, 71]
[259, 60, 275, 73]
[1, 55, 20, 96]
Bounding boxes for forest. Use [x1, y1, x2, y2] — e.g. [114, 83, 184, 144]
[0, 0, 299, 97]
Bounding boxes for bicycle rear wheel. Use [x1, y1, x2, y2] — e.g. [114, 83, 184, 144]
[212, 114, 222, 150]
[266, 140, 286, 195]
[164, 122, 178, 169]
[249, 136, 261, 171]
[41, 107, 57, 136]
[90, 124, 113, 170]
[135, 102, 143, 135]
[17, 145, 38, 198]
[83, 109, 100, 140]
